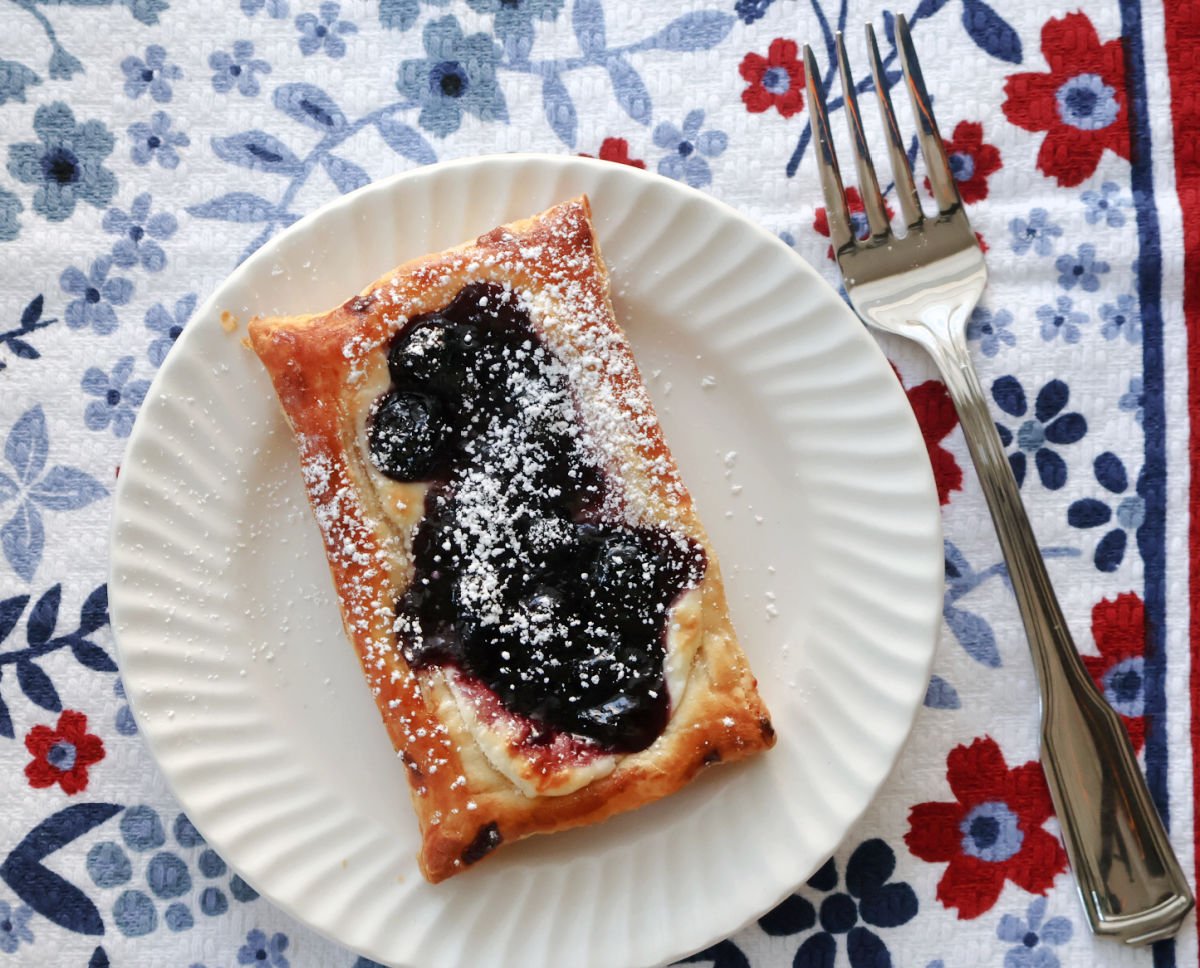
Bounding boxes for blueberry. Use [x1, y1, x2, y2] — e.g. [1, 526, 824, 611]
[402, 619, 461, 667]
[518, 586, 566, 628]
[388, 315, 482, 397]
[444, 282, 525, 334]
[367, 391, 447, 481]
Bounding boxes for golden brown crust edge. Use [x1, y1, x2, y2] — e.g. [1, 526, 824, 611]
[248, 196, 773, 883]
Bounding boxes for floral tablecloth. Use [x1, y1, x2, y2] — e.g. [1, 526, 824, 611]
[2, 0, 1198, 965]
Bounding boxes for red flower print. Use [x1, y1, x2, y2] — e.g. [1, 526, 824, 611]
[579, 137, 645, 170]
[740, 39, 805, 118]
[906, 737, 1067, 919]
[813, 187, 895, 260]
[1002, 13, 1129, 187]
[25, 710, 105, 795]
[926, 122, 1002, 204]
[1083, 592, 1146, 751]
[906, 378, 963, 506]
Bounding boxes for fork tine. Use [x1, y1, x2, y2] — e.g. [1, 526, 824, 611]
[804, 44, 855, 254]
[865, 23, 922, 228]
[833, 32, 890, 239]
[895, 14, 961, 215]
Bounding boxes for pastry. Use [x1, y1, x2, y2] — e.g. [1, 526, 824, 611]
[248, 196, 774, 882]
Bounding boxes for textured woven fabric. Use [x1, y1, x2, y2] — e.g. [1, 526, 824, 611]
[0, 0, 1195, 965]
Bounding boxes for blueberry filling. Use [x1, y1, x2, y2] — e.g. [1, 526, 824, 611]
[369, 283, 705, 752]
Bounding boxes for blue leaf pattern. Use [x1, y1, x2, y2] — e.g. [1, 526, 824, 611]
[375, 117, 438, 165]
[2, 501, 44, 583]
[541, 72, 577, 148]
[322, 154, 370, 193]
[28, 468, 107, 511]
[17, 660, 60, 711]
[187, 193, 286, 223]
[72, 640, 118, 673]
[0, 595, 28, 643]
[648, 11, 734, 51]
[0, 804, 122, 935]
[6, 408, 48, 486]
[79, 585, 108, 635]
[960, 0, 1022, 64]
[924, 675, 961, 710]
[26, 585, 59, 645]
[944, 605, 1001, 667]
[273, 83, 346, 131]
[212, 131, 302, 174]
[572, 0, 606, 59]
[607, 56, 651, 124]
[0, 60, 40, 106]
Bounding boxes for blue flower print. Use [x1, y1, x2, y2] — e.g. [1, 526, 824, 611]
[128, 112, 189, 169]
[1082, 181, 1128, 228]
[210, 42, 272, 97]
[0, 899, 34, 953]
[967, 306, 1016, 358]
[121, 45, 182, 103]
[61, 257, 132, 335]
[242, 0, 289, 17]
[465, 0, 563, 61]
[296, 3, 358, 58]
[1119, 377, 1144, 426]
[397, 16, 507, 137]
[1099, 293, 1141, 343]
[1036, 296, 1088, 344]
[238, 929, 290, 967]
[0, 407, 106, 581]
[7, 102, 117, 222]
[1068, 452, 1143, 572]
[992, 377, 1086, 490]
[654, 110, 728, 189]
[82, 357, 150, 438]
[1055, 243, 1109, 292]
[103, 193, 177, 272]
[757, 839, 917, 968]
[145, 293, 197, 367]
[1009, 208, 1062, 256]
[997, 897, 1072, 968]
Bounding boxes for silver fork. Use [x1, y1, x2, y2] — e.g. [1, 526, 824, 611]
[804, 16, 1193, 945]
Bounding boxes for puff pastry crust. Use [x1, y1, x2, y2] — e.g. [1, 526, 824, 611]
[248, 197, 774, 882]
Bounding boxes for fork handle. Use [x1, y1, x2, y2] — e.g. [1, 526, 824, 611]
[924, 326, 1194, 945]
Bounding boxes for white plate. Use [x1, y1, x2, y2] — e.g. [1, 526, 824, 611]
[109, 154, 943, 968]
